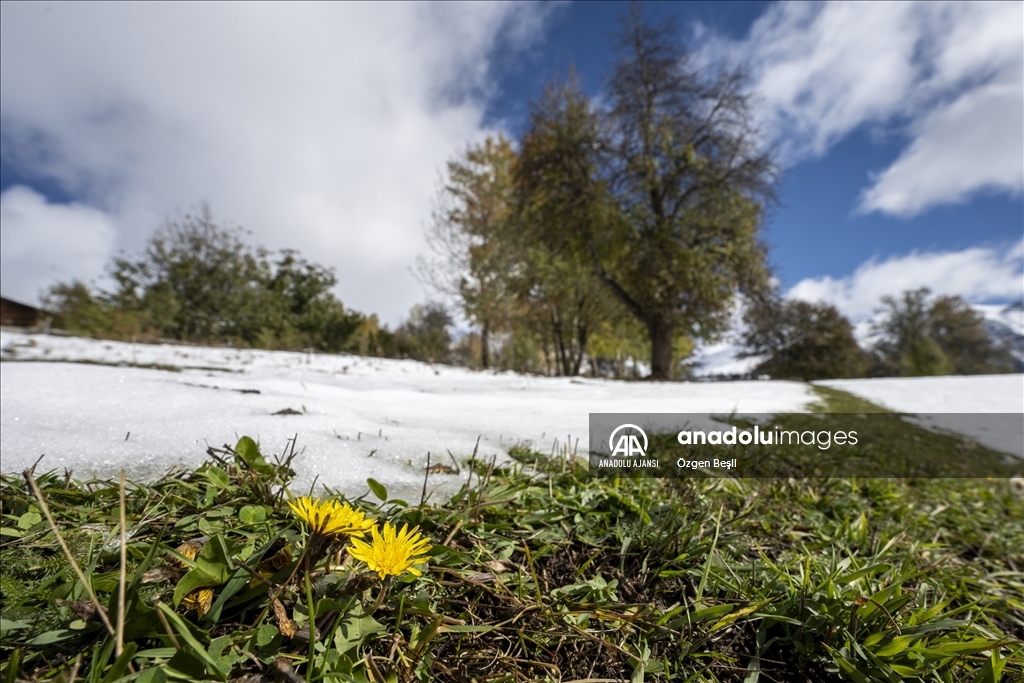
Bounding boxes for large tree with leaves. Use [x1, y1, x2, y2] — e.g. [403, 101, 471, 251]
[106, 203, 266, 342]
[519, 7, 776, 379]
[603, 7, 776, 379]
[515, 76, 627, 376]
[742, 296, 868, 380]
[49, 203, 367, 352]
[872, 288, 1014, 376]
[420, 137, 517, 369]
[927, 295, 1016, 374]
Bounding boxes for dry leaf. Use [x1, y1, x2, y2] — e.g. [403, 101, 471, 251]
[484, 560, 508, 573]
[141, 566, 183, 584]
[56, 599, 97, 622]
[272, 598, 296, 638]
[466, 573, 497, 584]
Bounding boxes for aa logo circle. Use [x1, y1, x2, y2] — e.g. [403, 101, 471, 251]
[609, 424, 648, 457]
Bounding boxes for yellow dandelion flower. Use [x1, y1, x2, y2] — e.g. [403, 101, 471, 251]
[173, 538, 206, 567]
[181, 587, 214, 617]
[348, 522, 432, 580]
[288, 496, 375, 538]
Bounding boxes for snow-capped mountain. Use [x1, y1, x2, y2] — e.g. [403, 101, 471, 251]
[976, 300, 1024, 370]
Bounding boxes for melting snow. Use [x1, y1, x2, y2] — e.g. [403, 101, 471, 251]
[1, 332, 812, 500]
[3, 332, 1020, 499]
[816, 375, 1023, 414]
[816, 375, 1023, 455]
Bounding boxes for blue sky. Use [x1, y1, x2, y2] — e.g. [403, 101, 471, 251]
[1, 2, 1021, 324]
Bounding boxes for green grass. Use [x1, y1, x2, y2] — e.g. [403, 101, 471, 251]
[626, 386, 1023, 479]
[808, 385, 896, 413]
[2, 419, 1022, 681]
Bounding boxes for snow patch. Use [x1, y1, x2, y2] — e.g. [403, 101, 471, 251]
[815, 374, 1023, 414]
[1, 331, 815, 499]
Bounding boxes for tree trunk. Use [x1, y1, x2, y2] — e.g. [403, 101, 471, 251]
[573, 322, 587, 376]
[648, 316, 674, 380]
[551, 311, 570, 376]
[481, 322, 490, 369]
[505, 305, 514, 372]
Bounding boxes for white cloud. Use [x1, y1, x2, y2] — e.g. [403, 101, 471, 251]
[0, 3, 553, 323]
[0, 186, 117, 305]
[786, 240, 1024, 320]
[703, 1, 1023, 217]
[858, 69, 1024, 216]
